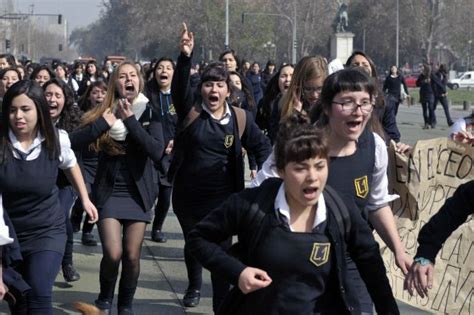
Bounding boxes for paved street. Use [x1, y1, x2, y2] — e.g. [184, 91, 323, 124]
[0, 102, 470, 314]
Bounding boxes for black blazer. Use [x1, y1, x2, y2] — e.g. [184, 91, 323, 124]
[71, 106, 165, 211]
[188, 178, 399, 314]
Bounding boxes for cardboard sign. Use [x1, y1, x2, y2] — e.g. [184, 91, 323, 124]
[378, 138, 473, 314]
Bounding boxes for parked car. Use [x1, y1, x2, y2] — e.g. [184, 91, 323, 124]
[448, 71, 474, 89]
[404, 75, 418, 88]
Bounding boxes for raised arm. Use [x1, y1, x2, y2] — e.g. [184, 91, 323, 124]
[172, 23, 196, 120]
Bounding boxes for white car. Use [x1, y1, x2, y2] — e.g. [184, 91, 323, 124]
[449, 71, 474, 89]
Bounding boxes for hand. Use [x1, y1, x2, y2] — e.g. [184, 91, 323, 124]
[395, 250, 413, 275]
[250, 170, 257, 180]
[452, 131, 474, 145]
[292, 89, 304, 112]
[165, 140, 174, 155]
[238, 267, 272, 294]
[394, 141, 412, 154]
[82, 199, 99, 223]
[180, 22, 194, 57]
[102, 108, 117, 127]
[117, 98, 134, 120]
[404, 261, 434, 298]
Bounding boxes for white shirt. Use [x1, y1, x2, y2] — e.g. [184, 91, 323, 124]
[8, 129, 77, 169]
[252, 132, 398, 211]
[201, 102, 232, 125]
[275, 183, 327, 231]
[0, 195, 13, 246]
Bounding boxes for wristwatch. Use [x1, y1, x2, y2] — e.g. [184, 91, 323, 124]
[414, 257, 432, 266]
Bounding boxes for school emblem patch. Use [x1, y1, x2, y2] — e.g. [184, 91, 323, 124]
[309, 242, 331, 267]
[224, 135, 234, 148]
[354, 175, 369, 198]
[169, 103, 176, 115]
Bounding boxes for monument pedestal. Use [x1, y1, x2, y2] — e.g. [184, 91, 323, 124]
[330, 32, 355, 63]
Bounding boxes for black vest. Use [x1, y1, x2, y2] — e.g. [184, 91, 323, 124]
[327, 128, 375, 220]
[0, 144, 66, 256]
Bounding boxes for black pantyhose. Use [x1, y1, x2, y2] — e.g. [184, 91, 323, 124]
[97, 218, 146, 309]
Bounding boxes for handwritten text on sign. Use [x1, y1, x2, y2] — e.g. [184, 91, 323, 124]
[379, 138, 473, 314]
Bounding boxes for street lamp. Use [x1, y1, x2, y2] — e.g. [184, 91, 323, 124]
[396, 0, 399, 67]
[242, 6, 297, 64]
[468, 40, 473, 71]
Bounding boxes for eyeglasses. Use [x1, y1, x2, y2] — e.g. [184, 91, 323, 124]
[303, 86, 323, 94]
[332, 99, 374, 114]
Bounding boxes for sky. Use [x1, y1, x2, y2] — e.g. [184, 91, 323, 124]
[14, 0, 103, 32]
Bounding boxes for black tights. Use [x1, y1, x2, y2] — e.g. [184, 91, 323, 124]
[97, 218, 146, 310]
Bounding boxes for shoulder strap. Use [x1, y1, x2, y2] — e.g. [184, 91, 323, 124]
[245, 178, 282, 256]
[324, 185, 351, 242]
[232, 106, 246, 139]
[181, 105, 202, 132]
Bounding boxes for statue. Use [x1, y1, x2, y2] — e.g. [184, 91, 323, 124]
[333, 2, 349, 32]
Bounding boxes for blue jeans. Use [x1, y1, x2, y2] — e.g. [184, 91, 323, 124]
[11, 251, 63, 315]
[421, 100, 436, 126]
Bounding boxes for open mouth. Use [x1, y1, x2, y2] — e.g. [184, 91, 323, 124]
[209, 95, 219, 102]
[125, 85, 135, 92]
[303, 187, 319, 199]
[159, 74, 169, 81]
[346, 121, 362, 129]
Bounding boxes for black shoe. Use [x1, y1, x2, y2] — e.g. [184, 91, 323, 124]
[62, 264, 80, 282]
[95, 299, 112, 314]
[448, 121, 454, 127]
[422, 124, 430, 129]
[151, 230, 167, 243]
[118, 307, 135, 315]
[431, 124, 436, 129]
[71, 218, 81, 233]
[82, 232, 98, 246]
[183, 289, 200, 307]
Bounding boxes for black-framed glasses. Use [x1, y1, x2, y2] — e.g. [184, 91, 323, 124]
[332, 99, 374, 114]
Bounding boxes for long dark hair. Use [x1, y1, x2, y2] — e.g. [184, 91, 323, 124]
[228, 70, 256, 111]
[29, 65, 55, 81]
[78, 80, 108, 112]
[43, 78, 82, 132]
[1, 80, 59, 161]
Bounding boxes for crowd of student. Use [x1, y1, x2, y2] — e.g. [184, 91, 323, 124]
[0, 22, 472, 315]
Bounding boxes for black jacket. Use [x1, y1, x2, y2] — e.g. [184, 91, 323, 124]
[70, 108, 164, 211]
[188, 178, 399, 315]
[416, 180, 474, 263]
[171, 53, 271, 192]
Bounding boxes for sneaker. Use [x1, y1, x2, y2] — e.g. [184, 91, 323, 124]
[82, 232, 98, 246]
[422, 124, 430, 129]
[183, 289, 200, 307]
[151, 230, 167, 243]
[62, 264, 80, 282]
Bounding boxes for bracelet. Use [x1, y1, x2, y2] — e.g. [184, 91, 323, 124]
[414, 257, 432, 266]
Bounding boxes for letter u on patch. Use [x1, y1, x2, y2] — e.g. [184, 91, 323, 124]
[224, 135, 234, 148]
[354, 175, 369, 198]
[309, 243, 331, 267]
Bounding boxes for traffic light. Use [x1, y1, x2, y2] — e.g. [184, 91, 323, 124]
[5, 39, 11, 50]
[58, 14, 62, 24]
